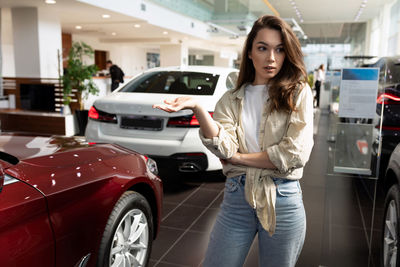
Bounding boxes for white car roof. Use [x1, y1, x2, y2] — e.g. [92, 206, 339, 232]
[142, 65, 238, 75]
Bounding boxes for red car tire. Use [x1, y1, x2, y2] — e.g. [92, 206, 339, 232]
[97, 191, 154, 267]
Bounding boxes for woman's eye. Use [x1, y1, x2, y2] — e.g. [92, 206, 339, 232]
[276, 48, 284, 53]
[257, 46, 266, 51]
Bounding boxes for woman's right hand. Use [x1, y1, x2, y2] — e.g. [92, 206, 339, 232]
[152, 96, 198, 113]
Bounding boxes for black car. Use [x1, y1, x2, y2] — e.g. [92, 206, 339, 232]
[382, 142, 400, 266]
[372, 56, 400, 170]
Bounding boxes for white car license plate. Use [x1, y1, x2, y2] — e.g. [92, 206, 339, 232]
[120, 116, 163, 131]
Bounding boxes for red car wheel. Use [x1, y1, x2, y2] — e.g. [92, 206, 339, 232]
[97, 191, 153, 267]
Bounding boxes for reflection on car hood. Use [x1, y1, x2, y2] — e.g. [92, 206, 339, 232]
[0, 134, 90, 161]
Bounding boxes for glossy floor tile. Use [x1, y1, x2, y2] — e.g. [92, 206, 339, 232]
[149, 110, 383, 267]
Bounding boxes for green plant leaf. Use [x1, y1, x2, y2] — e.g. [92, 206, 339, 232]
[63, 41, 99, 109]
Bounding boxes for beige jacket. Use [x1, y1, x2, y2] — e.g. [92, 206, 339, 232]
[199, 82, 314, 235]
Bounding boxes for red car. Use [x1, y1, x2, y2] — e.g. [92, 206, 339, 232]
[0, 134, 162, 267]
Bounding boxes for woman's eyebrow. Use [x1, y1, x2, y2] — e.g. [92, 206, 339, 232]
[256, 41, 283, 47]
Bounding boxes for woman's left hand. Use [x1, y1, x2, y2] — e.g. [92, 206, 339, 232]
[152, 96, 198, 113]
[222, 151, 276, 169]
[224, 152, 242, 165]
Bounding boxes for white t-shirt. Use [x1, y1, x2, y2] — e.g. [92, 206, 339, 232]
[242, 84, 268, 153]
[316, 69, 325, 82]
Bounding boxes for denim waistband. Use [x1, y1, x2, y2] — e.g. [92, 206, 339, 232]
[232, 174, 296, 185]
[272, 177, 297, 185]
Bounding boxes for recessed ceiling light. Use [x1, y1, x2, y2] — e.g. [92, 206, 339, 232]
[102, 14, 111, 18]
[134, 24, 141, 28]
[45, 0, 56, 4]
[111, 32, 117, 36]
[163, 31, 168, 35]
[75, 25, 82, 30]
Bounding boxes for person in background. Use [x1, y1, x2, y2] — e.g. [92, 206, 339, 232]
[153, 15, 314, 267]
[106, 60, 125, 92]
[314, 64, 325, 107]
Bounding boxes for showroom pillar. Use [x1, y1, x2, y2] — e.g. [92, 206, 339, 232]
[160, 43, 188, 67]
[11, 7, 62, 78]
[1, 8, 15, 78]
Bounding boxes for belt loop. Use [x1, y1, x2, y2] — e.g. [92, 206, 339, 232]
[240, 174, 246, 185]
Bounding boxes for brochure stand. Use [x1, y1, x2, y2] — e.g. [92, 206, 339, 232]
[323, 66, 384, 266]
[327, 67, 381, 179]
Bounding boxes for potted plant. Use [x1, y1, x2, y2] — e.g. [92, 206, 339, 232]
[62, 41, 99, 135]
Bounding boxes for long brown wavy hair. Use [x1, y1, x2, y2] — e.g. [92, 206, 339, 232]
[236, 15, 307, 113]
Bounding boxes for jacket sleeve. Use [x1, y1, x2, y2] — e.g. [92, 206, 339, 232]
[266, 84, 314, 174]
[198, 92, 239, 159]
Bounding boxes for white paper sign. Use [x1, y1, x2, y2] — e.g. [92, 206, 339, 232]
[338, 68, 379, 119]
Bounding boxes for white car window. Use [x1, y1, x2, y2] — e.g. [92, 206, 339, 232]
[120, 71, 219, 95]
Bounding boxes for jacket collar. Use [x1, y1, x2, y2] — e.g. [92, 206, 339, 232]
[230, 83, 247, 100]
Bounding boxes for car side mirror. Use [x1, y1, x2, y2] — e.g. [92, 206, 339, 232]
[0, 168, 4, 193]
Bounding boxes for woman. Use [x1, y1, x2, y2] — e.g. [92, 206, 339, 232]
[153, 15, 314, 267]
[314, 64, 325, 107]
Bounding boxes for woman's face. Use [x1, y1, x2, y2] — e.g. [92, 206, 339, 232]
[248, 28, 285, 85]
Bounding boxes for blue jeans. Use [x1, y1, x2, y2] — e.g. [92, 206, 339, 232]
[203, 175, 306, 267]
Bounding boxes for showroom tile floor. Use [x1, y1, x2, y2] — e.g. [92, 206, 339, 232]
[149, 109, 383, 267]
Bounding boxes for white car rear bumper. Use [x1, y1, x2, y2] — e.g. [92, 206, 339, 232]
[86, 120, 222, 171]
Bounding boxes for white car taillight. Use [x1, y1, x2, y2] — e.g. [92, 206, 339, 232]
[88, 106, 117, 124]
[167, 112, 214, 127]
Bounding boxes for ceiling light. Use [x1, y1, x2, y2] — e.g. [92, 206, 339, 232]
[289, 0, 304, 23]
[354, 0, 367, 21]
[75, 25, 82, 30]
[163, 31, 168, 35]
[111, 32, 117, 36]
[102, 14, 110, 18]
[237, 25, 247, 31]
[45, 0, 56, 4]
[134, 24, 141, 28]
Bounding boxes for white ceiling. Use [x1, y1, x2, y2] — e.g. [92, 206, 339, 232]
[0, 0, 393, 52]
[250, 0, 392, 23]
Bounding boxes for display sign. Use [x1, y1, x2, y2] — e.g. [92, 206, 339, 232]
[333, 123, 374, 175]
[338, 68, 379, 119]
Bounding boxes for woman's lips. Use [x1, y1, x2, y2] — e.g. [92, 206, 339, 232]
[264, 66, 276, 72]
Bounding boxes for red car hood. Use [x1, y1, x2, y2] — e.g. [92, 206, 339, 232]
[0, 134, 145, 196]
[0, 134, 90, 165]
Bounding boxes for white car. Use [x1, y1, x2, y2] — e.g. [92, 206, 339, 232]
[85, 66, 239, 175]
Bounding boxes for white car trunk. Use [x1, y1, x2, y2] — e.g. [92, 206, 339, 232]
[93, 92, 218, 141]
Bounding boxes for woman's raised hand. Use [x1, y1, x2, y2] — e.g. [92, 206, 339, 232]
[152, 96, 198, 113]
[153, 96, 219, 138]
